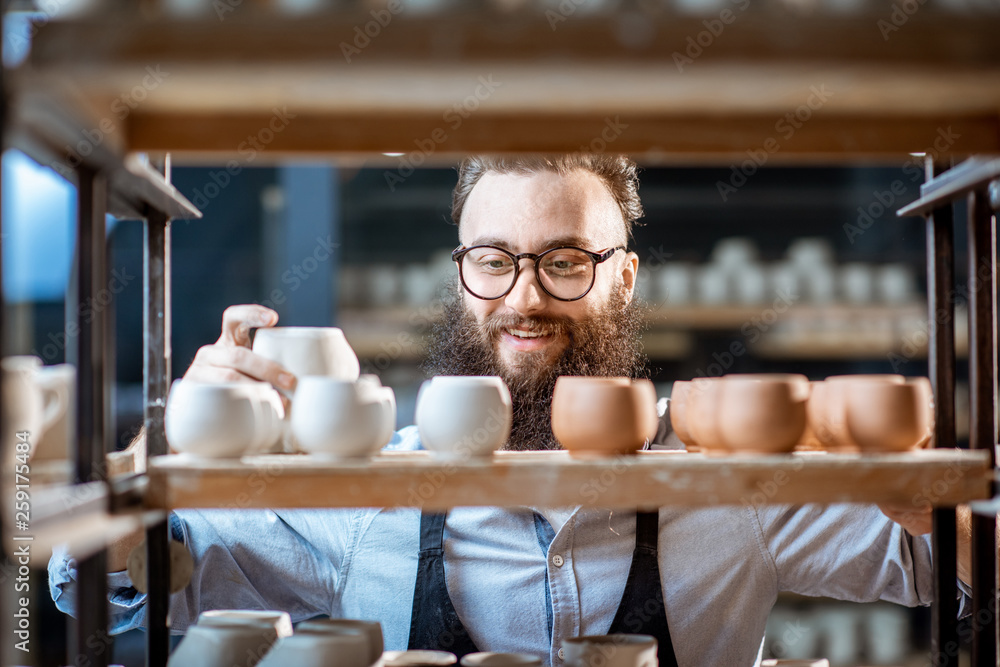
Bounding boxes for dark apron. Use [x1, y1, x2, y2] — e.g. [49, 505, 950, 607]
[407, 511, 680, 667]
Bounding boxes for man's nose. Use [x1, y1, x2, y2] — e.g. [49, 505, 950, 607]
[503, 261, 548, 315]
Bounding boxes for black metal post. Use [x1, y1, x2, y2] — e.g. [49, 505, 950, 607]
[927, 157, 960, 665]
[69, 166, 110, 667]
[968, 186, 998, 667]
[144, 208, 171, 667]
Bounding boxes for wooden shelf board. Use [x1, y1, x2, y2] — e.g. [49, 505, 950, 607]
[19, 14, 1000, 159]
[147, 448, 991, 511]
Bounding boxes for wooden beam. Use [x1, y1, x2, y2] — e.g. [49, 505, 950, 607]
[127, 111, 1000, 162]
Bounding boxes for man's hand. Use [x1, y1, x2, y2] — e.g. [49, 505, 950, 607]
[878, 502, 933, 536]
[184, 305, 296, 394]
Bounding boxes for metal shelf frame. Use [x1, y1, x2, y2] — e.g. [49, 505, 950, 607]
[1, 7, 998, 667]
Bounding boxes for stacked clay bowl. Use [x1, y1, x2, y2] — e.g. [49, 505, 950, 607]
[551, 377, 659, 456]
[808, 375, 933, 453]
[671, 374, 810, 455]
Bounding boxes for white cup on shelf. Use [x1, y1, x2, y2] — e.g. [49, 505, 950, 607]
[252, 327, 360, 386]
[839, 263, 875, 304]
[168, 622, 279, 667]
[295, 618, 384, 665]
[257, 630, 370, 667]
[291, 378, 384, 459]
[657, 263, 693, 306]
[416, 376, 512, 458]
[165, 380, 266, 458]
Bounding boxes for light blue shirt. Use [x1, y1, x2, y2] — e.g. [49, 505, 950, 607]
[49, 425, 964, 667]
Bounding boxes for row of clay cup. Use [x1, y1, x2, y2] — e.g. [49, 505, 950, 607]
[167, 611, 383, 667]
[164, 374, 397, 460]
[670, 374, 933, 455]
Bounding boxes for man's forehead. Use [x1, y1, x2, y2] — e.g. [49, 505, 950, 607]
[458, 169, 624, 251]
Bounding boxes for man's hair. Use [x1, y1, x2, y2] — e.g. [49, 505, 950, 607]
[451, 154, 644, 241]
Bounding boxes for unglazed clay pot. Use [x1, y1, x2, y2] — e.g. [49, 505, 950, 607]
[668, 381, 699, 452]
[295, 618, 384, 666]
[256, 630, 370, 667]
[551, 377, 658, 456]
[685, 377, 726, 455]
[846, 376, 934, 452]
[718, 374, 810, 454]
[167, 623, 279, 667]
[820, 375, 905, 452]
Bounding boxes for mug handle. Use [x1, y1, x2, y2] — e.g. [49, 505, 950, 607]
[38, 377, 69, 437]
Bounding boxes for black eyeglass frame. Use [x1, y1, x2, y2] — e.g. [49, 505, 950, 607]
[451, 244, 626, 302]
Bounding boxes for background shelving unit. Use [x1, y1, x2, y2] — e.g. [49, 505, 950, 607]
[2, 2, 999, 667]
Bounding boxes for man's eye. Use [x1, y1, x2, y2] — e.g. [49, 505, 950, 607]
[476, 256, 512, 270]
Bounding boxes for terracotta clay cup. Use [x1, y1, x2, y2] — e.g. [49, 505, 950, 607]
[718, 374, 810, 454]
[846, 376, 934, 452]
[551, 377, 658, 457]
[668, 381, 699, 452]
[685, 377, 726, 455]
[817, 375, 904, 452]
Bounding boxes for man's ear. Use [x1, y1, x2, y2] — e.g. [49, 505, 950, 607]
[620, 251, 639, 305]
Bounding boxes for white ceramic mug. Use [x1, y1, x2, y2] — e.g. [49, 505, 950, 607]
[252, 327, 360, 386]
[167, 623, 278, 667]
[198, 609, 294, 638]
[562, 635, 658, 667]
[296, 618, 384, 665]
[291, 378, 384, 459]
[1, 356, 69, 463]
[415, 376, 512, 458]
[165, 380, 265, 458]
[31, 364, 75, 461]
[461, 653, 542, 667]
[256, 630, 370, 667]
[358, 375, 397, 449]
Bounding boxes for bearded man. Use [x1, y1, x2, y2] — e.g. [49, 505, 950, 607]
[50, 154, 970, 667]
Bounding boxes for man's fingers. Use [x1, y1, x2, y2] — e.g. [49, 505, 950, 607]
[191, 344, 296, 391]
[219, 305, 278, 347]
[182, 364, 258, 385]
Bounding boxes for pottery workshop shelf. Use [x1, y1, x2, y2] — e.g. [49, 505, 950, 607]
[146, 448, 991, 511]
[17, 11, 1000, 160]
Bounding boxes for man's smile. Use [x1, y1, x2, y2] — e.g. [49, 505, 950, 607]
[500, 326, 557, 352]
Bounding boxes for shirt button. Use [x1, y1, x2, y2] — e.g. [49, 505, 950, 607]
[551, 554, 565, 567]
[557, 649, 565, 660]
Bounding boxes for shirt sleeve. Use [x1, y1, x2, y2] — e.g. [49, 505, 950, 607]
[751, 502, 958, 610]
[48, 507, 351, 634]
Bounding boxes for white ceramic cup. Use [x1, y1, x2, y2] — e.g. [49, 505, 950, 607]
[198, 609, 294, 638]
[167, 623, 278, 667]
[1, 356, 70, 463]
[383, 650, 458, 667]
[460, 653, 542, 667]
[165, 380, 265, 458]
[256, 630, 370, 667]
[415, 376, 512, 458]
[296, 618, 384, 665]
[291, 378, 384, 459]
[358, 375, 397, 449]
[562, 635, 658, 667]
[31, 364, 75, 461]
[252, 327, 360, 387]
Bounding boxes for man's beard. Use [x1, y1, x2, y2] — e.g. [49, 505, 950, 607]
[423, 283, 649, 451]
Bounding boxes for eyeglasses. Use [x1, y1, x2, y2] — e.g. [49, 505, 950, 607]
[452, 244, 626, 302]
